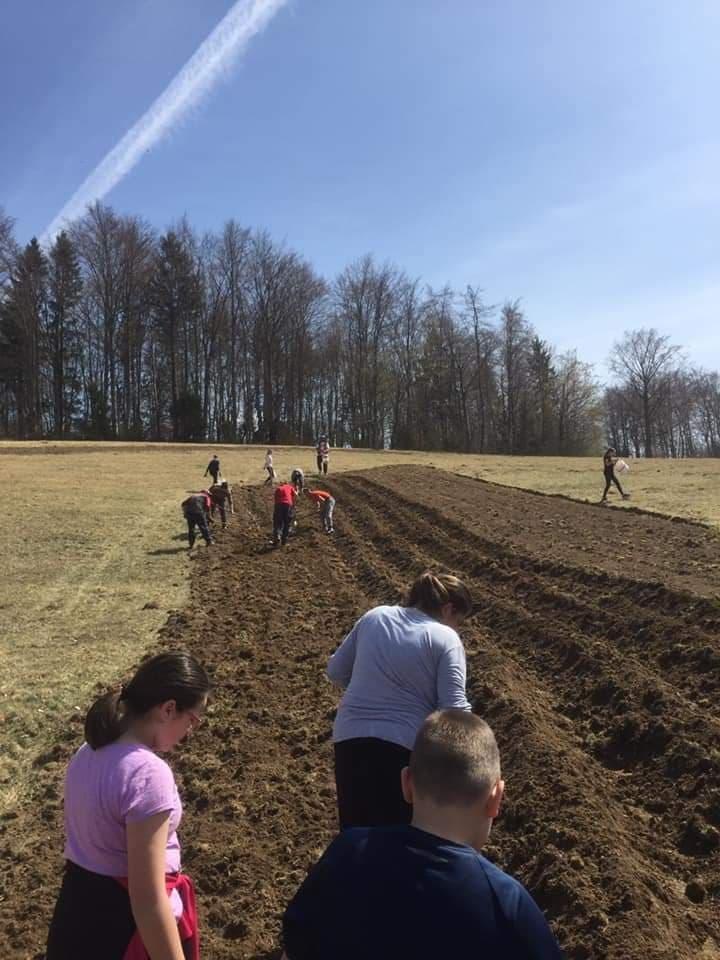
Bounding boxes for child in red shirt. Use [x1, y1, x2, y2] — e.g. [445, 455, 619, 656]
[273, 483, 298, 546]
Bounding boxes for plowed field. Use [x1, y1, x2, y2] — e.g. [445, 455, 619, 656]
[2, 466, 719, 960]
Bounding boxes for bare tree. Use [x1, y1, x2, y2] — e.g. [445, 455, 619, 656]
[496, 300, 530, 453]
[463, 286, 497, 452]
[333, 256, 401, 447]
[0, 208, 19, 287]
[608, 328, 682, 457]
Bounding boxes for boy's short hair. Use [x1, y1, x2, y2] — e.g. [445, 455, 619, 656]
[410, 710, 500, 807]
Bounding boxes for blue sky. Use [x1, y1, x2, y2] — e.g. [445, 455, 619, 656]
[2, 0, 719, 375]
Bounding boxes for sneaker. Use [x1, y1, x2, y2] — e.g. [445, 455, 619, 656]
[622, 493, 631, 500]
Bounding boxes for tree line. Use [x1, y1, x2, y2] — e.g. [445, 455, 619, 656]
[1, 203, 718, 455]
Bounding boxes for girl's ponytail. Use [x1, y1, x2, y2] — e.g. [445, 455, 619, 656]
[84, 690, 130, 750]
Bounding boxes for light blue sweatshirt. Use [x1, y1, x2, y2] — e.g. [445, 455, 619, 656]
[327, 605, 471, 751]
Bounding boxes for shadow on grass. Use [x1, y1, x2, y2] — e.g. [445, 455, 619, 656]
[147, 547, 188, 556]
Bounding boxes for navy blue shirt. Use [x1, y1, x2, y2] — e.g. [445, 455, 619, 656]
[283, 825, 564, 960]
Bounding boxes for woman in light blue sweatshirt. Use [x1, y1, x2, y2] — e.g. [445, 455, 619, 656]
[327, 571, 473, 828]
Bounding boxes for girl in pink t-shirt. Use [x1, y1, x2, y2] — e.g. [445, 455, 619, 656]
[46, 651, 210, 960]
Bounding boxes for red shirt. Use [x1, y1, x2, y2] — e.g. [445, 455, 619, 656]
[274, 483, 297, 506]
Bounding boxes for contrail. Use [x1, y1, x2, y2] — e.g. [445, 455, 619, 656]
[40, 0, 289, 246]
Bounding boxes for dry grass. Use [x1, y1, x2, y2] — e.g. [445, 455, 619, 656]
[0, 441, 718, 813]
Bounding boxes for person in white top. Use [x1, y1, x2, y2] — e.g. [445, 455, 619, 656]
[263, 449, 276, 486]
[327, 571, 473, 828]
[316, 437, 330, 475]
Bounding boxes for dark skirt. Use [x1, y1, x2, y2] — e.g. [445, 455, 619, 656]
[334, 737, 412, 829]
[46, 861, 136, 960]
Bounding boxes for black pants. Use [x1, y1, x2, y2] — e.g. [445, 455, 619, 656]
[46, 861, 136, 960]
[273, 503, 295, 545]
[211, 500, 227, 525]
[602, 468, 625, 498]
[334, 738, 412, 829]
[186, 510, 211, 546]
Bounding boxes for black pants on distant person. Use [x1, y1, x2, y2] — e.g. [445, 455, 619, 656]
[211, 501, 227, 526]
[186, 510, 212, 547]
[273, 503, 295, 545]
[334, 737, 412, 829]
[602, 467, 625, 499]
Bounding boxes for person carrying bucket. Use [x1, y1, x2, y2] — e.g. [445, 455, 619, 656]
[601, 447, 630, 503]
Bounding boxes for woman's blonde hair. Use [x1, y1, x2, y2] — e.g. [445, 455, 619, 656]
[405, 571, 472, 619]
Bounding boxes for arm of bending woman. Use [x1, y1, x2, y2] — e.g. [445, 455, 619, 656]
[326, 617, 362, 688]
[127, 811, 186, 960]
[436, 646, 471, 711]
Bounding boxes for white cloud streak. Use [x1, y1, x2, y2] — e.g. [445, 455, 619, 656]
[40, 0, 290, 246]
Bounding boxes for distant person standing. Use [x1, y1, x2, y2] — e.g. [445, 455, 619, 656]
[272, 482, 298, 547]
[601, 448, 630, 503]
[264, 450, 276, 486]
[209, 480, 234, 528]
[204, 454, 221, 485]
[306, 487, 335, 534]
[316, 437, 330, 475]
[181, 492, 213, 549]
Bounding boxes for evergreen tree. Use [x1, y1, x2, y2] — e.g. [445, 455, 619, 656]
[46, 231, 83, 437]
[0, 238, 47, 436]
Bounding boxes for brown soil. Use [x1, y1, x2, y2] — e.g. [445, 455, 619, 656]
[1, 465, 719, 960]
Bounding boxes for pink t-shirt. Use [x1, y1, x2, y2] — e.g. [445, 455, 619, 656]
[64, 741, 182, 877]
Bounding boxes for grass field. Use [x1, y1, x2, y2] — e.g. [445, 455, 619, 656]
[0, 441, 718, 814]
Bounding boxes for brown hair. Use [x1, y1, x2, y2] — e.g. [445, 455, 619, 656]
[405, 571, 472, 619]
[84, 651, 210, 750]
[410, 709, 500, 806]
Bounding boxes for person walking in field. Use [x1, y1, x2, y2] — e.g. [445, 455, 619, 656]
[204, 454, 221, 484]
[316, 437, 330, 475]
[281, 710, 564, 960]
[327, 571, 473, 829]
[182, 492, 213, 549]
[306, 487, 335, 534]
[601, 447, 630, 503]
[272, 481, 299, 547]
[208, 480, 234, 529]
[263, 449, 276, 486]
[46, 651, 210, 960]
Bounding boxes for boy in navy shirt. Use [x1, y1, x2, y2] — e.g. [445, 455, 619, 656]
[281, 709, 564, 960]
